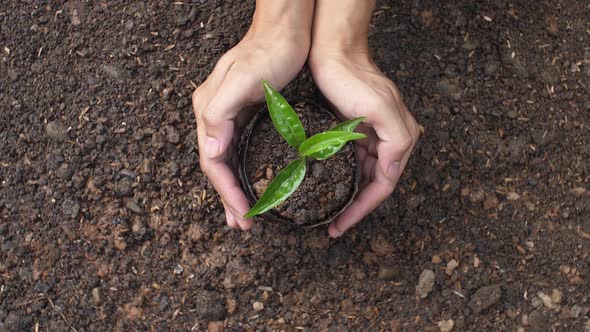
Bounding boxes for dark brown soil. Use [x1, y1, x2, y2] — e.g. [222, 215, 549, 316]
[0, 0, 589, 331]
[243, 100, 357, 226]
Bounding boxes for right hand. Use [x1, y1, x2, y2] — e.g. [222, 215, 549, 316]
[192, 23, 310, 230]
[309, 49, 420, 238]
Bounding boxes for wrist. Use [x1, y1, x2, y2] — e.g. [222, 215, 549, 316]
[247, 0, 314, 44]
[309, 44, 373, 74]
[311, 0, 375, 55]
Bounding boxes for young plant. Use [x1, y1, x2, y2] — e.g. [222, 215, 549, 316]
[244, 81, 366, 218]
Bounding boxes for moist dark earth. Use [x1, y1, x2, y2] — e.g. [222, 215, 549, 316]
[0, 0, 589, 331]
[243, 101, 356, 226]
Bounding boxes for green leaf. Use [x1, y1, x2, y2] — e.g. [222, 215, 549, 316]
[244, 158, 307, 218]
[310, 117, 366, 160]
[263, 81, 306, 149]
[299, 131, 366, 158]
[329, 116, 366, 132]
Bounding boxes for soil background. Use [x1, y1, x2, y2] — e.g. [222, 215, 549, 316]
[1, 0, 589, 331]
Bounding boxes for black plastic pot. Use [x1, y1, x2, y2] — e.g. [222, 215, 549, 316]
[237, 98, 360, 227]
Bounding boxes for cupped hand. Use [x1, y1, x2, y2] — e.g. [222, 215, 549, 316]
[192, 27, 309, 230]
[309, 50, 421, 238]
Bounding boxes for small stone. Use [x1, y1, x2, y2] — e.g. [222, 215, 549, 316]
[223, 259, 256, 289]
[302, 230, 330, 250]
[252, 301, 264, 311]
[115, 178, 133, 197]
[46, 120, 68, 142]
[311, 163, 324, 178]
[125, 200, 143, 214]
[131, 218, 146, 238]
[483, 194, 499, 210]
[570, 305, 583, 318]
[35, 281, 51, 293]
[468, 285, 502, 313]
[531, 297, 542, 308]
[462, 38, 479, 50]
[101, 64, 126, 80]
[416, 269, 435, 299]
[38, 15, 50, 24]
[173, 265, 184, 275]
[62, 199, 80, 219]
[8, 69, 19, 81]
[537, 291, 555, 309]
[370, 234, 394, 256]
[528, 310, 547, 332]
[162, 161, 179, 179]
[92, 287, 102, 305]
[473, 255, 481, 268]
[162, 87, 174, 100]
[560, 265, 571, 274]
[506, 309, 519, 320]
[265, 167, 274, 180]
[484, 62, 499, 76]
[119, 169, 138, 179]
[445, 259, 459, 276]
[507, 110, 518, 119]
[378, 263, 400, 281]
[195, 291, 227, 320]
[406, 195, 425, 210]
[550, 289, 563, 304]
[438, 319, 454, 332]
[31, 62, 43, 74]
[164, 125, 180, 144]
[437, 78, 462, 99]
[341, 298, 356, 314]
[252, 179, 269, 198]
[159, 295, 170, 311]
[432, 255, 442, 264]
[507, 192, 520, 201]
[327, 243, 350, 267]
[207, 321, 224, 332]
[469, 187, 485, 203]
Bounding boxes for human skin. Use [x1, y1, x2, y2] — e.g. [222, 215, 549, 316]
[192, 0, 419, 236]
[192, 0, 315, 230]
[309, 0, 420, 237]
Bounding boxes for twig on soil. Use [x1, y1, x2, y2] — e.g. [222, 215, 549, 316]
[14, 294, 45, 307]
[46, 297, 79, 332]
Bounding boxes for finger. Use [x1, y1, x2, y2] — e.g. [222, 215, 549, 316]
[201, 154, 253, 230]
[224, 204, 239, 229]
[201, 72, 258, 159]
[196, 113, 253, 231]
[329, 146, 413, 238]
[369, 109, 412, 180]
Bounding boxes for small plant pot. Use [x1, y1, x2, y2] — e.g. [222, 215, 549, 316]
[238, 97, 360, 227]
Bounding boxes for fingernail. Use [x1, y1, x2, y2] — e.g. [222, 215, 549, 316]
[329, 225, 343, 238]
[386, 161, 401, 179]
[225, 209, 233, 224]
[205, 136, 220, 158]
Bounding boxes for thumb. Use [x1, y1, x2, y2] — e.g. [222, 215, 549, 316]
[201, 74, 256, 159]
[370, 110, 413, 182]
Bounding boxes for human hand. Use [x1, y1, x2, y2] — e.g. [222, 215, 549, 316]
[192, 1, 314, 230]
[309, 50, 420, 238]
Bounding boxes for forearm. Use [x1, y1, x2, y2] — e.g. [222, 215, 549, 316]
[248, 0, 315, 42]
[311, 0, 376, 54]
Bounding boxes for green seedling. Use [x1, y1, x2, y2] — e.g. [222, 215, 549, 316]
[244, 81, 366, 219]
